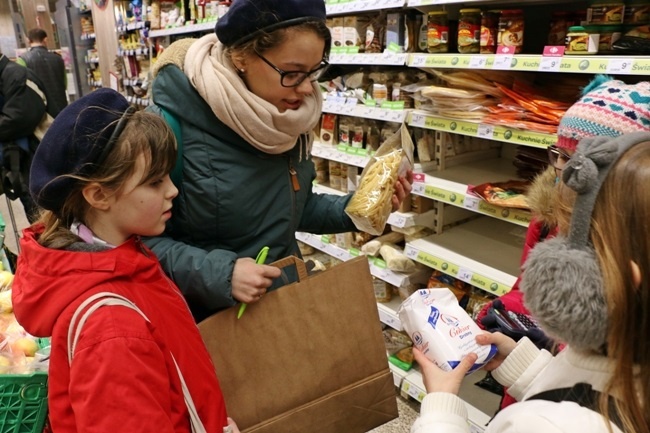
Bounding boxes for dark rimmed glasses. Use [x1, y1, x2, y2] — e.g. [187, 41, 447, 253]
[254, 49, 329, 88]
[547, 145, 572, 170]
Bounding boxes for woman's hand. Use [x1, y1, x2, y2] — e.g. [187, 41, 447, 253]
[413, 348, 477, 395]
[476, 332, 517, 371]
[231, 258, 282, 303]
[391, 170, 413, 212]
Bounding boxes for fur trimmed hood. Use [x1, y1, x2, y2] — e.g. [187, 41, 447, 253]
[526, 166, 558, 228]
[152, 38, 197, 77]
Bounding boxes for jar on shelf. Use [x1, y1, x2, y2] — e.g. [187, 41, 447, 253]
[587, 0, 625, 24]
[597, 25, 623, 52]
[548, 10, 571, 46]
[565, 25, 601, 54]
[497, 9, 525, 53]
[457, 8, 481, 53]
[480, 10, 500, 54]
[624, 0, 650, 24]
[427, 11, 449, 53]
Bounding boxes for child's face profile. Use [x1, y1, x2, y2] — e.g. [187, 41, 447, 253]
[101, 153, 178, 245]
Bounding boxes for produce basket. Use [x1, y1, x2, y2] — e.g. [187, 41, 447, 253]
[0, 372, 48, 433]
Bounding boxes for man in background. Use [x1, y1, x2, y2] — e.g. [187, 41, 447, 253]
[18, 28, 67, 117]
[0, 51, 47, 222]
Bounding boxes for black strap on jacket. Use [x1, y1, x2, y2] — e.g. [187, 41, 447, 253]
[527, 383, 624, 431]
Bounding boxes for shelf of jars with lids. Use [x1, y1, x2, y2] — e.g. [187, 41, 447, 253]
[323, 0, 650, 75]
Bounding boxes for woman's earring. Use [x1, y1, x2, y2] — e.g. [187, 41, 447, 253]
[239, 68, 246, 74]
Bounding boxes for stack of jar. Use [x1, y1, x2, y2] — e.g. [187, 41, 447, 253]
[426, 8, 525, 54]
[565, 0, 650, 55]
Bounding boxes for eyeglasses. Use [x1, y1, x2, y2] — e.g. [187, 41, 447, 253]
[254, 49, 329, 88]
[547, 145, 572, 170]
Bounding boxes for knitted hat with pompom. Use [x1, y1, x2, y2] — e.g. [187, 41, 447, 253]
[556, 75, 650, 151]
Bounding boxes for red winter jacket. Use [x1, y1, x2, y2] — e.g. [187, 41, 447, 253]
[12, 226, 229, 433]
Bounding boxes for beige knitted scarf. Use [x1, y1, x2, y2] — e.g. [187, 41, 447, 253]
[184, 34, 322, 155]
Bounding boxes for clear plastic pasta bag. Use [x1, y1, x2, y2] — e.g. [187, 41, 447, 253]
[345, 123, 414, 235]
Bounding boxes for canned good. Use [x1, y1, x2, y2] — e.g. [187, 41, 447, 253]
[427, 11, 449, 53]
[498, 9, 525, 53]
[587, 0, 625, 24]
[457, 8, 481, 53]
[565, 25, 601, 54]
[548, 10, 571, 45]
[480, 10, 500, 53]
[624, 0, 650, 24]
[597, 25, 623, 51]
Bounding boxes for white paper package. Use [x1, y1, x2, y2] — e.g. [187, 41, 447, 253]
[398, 288, 497, 374]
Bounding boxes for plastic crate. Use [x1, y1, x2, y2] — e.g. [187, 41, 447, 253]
[0, 372, 48, 433]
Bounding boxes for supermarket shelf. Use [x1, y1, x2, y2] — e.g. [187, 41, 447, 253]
[408, 110, 557, 149]
[377, 297, 404, 331]
[326, 0, 405, 15]
[388, 362, 411, 388]
[149, 21, 216, 37]
[329, 52, 408, 66]
[295, 231, 430, 288]
[404, 217, 524, 296]
[312, 143, 371, 168]
[408, 53, 650, 76]
[412, 159, 532, 227]
[323, 98, 408, 124]
[312, 182, 346, 196]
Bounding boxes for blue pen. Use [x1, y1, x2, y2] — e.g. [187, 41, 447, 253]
[237, 246, 270, 319]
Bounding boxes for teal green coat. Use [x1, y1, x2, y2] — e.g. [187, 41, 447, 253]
[145, 65, 357, 321]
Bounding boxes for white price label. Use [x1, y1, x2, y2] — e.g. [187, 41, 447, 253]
[361, 106, 375, 117]
[539, 56, 562, 72]
[469, 56, 488, 68]
[390, 110, 404, 122]
[404, 245, 419, 260]
[412, 183, 425, 195]
[477, 123, 495, 139]
[378, 109, 389, 120]
[607, 58, 634, 74]
[411, 55, 426, 67]
[322, 100, 333, 112]
[407, 383, 425, 401]
[410, 113, 426, 127]
[387, 213, 407, 227]
[463, 195, 480, 211]
[408, 0, 423, 5]
[492, 55, 513, 70]
[456, 267, 474, 284]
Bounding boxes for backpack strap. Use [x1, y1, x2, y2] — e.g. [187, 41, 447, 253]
[527, 382, 623, 431]
[67, 292, 206, 433]
[159, 107, 183, 188]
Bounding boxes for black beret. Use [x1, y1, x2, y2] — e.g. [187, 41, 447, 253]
[30, 88, 132, 215]
[216, 0, 326, 47]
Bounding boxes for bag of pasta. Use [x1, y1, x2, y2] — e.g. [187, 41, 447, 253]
[345, 123, 414, 235]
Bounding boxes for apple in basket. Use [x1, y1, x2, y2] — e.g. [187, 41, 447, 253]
[11, 337, 39, 357]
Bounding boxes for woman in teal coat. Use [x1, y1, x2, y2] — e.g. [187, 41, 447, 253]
[146, 0, 412, 321]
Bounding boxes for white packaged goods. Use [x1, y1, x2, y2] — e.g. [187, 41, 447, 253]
[398, 288, 497, 374]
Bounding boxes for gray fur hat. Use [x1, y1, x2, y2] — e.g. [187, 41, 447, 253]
[521, 131, 650, 351]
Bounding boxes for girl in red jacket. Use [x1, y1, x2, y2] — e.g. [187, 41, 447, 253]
[12, 88, 237, 433]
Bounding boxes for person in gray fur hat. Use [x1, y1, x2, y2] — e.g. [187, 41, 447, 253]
[409, 132, 650, 433]
[145, 0, 413, 322]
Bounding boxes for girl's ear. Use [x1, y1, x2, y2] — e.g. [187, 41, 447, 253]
[82, 183, 111, 210]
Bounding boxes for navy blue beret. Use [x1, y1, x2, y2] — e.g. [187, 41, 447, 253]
[216, 0, 326, 47]
[30, 88, 131, 215]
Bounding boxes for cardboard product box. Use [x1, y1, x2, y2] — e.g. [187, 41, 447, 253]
[385, 12, 406, 51]
[198, 256, 399, 433]
[344, 15, 371, 50]
[320, 113, 337, 146]
[331, 17, 345, 49]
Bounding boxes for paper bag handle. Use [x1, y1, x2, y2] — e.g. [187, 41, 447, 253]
[270, 256, 309, 281]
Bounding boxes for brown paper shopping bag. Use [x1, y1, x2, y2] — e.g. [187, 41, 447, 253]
[198, 256, 398, 433]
